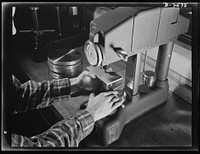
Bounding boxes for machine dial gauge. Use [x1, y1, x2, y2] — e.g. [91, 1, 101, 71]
[84, 40, 104, 66]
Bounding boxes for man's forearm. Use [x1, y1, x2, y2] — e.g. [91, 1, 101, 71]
[12, 75, 71, 113]
[69, 78, 80, 95]
[11, 110, 94, 147]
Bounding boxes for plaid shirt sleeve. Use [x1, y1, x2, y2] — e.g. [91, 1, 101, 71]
[12, 75, 71, 114]
[11, 109, 95, 147]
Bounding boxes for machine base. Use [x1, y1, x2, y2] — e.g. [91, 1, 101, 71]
[93, 80, 169, 146]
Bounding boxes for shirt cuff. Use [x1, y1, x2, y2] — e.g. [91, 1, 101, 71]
[53, 78, 71, 95]
[74, 109, 95, 140]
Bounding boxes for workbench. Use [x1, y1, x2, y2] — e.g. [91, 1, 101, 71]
[11, 46, 192, 149]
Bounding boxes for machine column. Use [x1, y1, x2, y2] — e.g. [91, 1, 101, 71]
[124, 52, 142, 100]
[155, 41, 174, 82]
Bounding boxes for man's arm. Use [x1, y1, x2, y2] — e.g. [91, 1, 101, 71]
[11, 91, 126, 147]
[12, 75, 71, 114]
[12, 71, 96, 114]
[11, 110, 94, 147]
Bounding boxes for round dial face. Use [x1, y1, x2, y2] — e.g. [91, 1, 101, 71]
[85, 42, 99, 66]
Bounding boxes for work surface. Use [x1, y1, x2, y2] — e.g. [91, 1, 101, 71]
[12, 46, 192, 148]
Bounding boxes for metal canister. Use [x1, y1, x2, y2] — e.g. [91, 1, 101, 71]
[48, 48, 82, 79]
[143, 70, 156, 87]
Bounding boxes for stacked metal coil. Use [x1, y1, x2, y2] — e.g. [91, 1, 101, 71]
[47, 48, 82, 79]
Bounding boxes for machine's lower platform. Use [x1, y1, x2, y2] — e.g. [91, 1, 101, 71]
[86, 80, 169, 146]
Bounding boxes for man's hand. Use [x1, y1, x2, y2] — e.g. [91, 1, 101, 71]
[85, 91, 126, 122]
[69, 71, 98, 93]
[76, 71, 96, 85]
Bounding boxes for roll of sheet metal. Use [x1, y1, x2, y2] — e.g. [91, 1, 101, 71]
[48, 48, 82, 79]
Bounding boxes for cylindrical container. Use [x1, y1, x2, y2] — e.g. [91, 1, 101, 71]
[48, 48, 82, 79]
[48, 70, 65, 79]
[143, 70, 156, 87]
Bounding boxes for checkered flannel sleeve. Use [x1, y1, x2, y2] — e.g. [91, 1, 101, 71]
[11, 109, 95, 147]
[12, 75, 71, 114]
